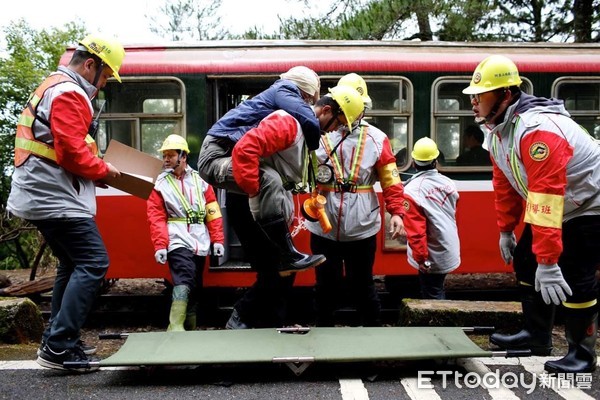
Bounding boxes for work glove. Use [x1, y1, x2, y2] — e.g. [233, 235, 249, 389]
[249, 195, 260, 218]
[154, 249, 167, 264]
[213, 243, 224, 257]
[499, 231, 517, 264]
[535, 263, 573, 305]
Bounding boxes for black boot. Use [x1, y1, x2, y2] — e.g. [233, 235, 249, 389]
[545, 311, 597, 374]
[259, 217, 325, 276]
[490, 285, 555, 356]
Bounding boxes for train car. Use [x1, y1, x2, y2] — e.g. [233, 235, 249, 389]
[58, 40, 600, 290]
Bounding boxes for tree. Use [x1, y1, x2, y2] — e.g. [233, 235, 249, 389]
[0, 20, 85, 270]
[147, 0, 226, 41]
[245, 0, 598, 43]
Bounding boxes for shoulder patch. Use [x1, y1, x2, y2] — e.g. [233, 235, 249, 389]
[403, 199, 410, 212]
[529, 142, 549, 161]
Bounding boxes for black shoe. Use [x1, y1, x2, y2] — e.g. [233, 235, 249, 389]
[225, 309, 249, 330]
[36, 345, 99, 372]
[37, 339, 97, 356]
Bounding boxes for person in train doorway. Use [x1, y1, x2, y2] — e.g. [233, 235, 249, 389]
[403, 138, 460, 300]
[147, 134, 224, 332]
[455, 124, 492, 166]
[224, 85, 365, 329]
[463, 55, 600, 374]
[5, 34, 124, 372]
[305, 73, 405, 327]
[198, 65, 325, 277]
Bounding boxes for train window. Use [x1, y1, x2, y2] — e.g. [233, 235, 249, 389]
[432, 77, 533, 170]
[322, 77, 412, 169]
[553, 79, 600, 139]
[432, 78, 488, 169]
[96, 77, 185, 155]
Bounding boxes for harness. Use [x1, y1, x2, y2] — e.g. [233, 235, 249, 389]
[14, 74, 98, 167]
[165, 173, 206, 225]
[321, 125, 371, 193]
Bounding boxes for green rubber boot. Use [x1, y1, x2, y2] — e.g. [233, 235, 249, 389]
[167, 285, 189, 332]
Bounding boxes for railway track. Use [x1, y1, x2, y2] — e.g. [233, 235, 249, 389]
[35, 276, 522, 328]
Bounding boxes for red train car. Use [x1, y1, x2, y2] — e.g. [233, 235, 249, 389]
[58, 40, 600, 288]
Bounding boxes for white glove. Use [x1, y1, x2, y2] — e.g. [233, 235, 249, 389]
[499, 231, 517, 264]
[154, 249, 167, 264]
[249, 195, 260, 218]
[535, 263, 573, 305]
[213, 243, 224, 257]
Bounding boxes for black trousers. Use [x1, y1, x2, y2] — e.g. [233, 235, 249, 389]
[514, 216, 600, 306]
[167, 247, 206, 313]
[226, 192, 295, 328]
[310, 233, 381, 327]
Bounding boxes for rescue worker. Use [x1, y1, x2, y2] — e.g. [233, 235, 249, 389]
[197, 65, 324, 276]
[403, 138, 460, 299]
[306, 73, 405, 327]
[227, 85, 365, 329]
[147, 134, 224, 331]
[463, 55, 600, 373]
[6, 34, 124, 372]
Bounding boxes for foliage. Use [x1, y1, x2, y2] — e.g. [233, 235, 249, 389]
[0, 20, 85, 270]
[147, 0, 226, 41]
[235, 0, 599, 42]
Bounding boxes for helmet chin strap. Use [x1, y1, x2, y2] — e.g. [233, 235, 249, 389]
[483, 89, 508, 124]
[321, 112, 340, 134]
[91, 61, 105, 87]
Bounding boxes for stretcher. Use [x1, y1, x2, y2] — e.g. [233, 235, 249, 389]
[65, 326, 529, 375]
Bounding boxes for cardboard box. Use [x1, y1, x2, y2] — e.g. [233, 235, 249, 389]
[102, 140, 163, 199]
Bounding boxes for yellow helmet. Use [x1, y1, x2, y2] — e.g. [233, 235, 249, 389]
[337, 73, 372, 109]
[79, 34, 125, 83]
[411, 137, 440, 163]
[328, 85, 365, 133]
[159, 134, 190, 154]
[463, 55, 522, 95]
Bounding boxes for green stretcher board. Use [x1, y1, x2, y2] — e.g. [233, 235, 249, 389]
[86, 326, 516, 374]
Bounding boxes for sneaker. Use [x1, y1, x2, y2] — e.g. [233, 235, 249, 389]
[37, 339, 97, 356]
[225, 309, 249, 330]
[37, 345, 99, 373]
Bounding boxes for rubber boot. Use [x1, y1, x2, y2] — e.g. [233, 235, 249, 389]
[167, 285, 189, 332]
[259, 217, 326, 276]
[545, 311, 598, 374]
[490, 285, 555, 356]
[184, 308, 197, 331]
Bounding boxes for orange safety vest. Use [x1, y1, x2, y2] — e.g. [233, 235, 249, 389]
[14, 74, 99, 167]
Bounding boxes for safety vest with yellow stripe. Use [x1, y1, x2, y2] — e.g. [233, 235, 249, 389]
[306, 121, 405, 241]
[14, 74, 99, 167]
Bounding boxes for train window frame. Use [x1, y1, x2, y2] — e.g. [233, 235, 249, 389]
[552, 77, 600, 140]
[96, 76, 186, 156]
[430, 76, 532, 172]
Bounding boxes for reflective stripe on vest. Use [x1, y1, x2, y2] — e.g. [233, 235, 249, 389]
[14, 74, 99, 167]
[165, 173, 206, 224]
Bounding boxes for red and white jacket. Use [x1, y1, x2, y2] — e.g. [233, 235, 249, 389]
[7, 67, 109, 220]
[147, 166, 224, 256]
[232, 110, 307, 197]
[306, 121, 405, 241]
[486, 93, 600, 265]
[403, 170, 460, 273]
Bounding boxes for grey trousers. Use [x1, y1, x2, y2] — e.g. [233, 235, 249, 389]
[197, 135, 293, 222]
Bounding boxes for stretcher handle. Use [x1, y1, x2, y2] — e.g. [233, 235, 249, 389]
[497, 349, 532, 358]
[99, 333, 129, 340]
[277, 327, 311, 334]
[461, 326, 495, 334]
[63, 361, 100, 369]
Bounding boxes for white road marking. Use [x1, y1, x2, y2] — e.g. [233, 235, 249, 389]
[477, 356, 596, 400]
[401, 377, 442, 400]
[458, 358, 519, 400]
[339, 378, 369, 400]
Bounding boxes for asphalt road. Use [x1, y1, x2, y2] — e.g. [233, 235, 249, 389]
[1, 356, 599, 399]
